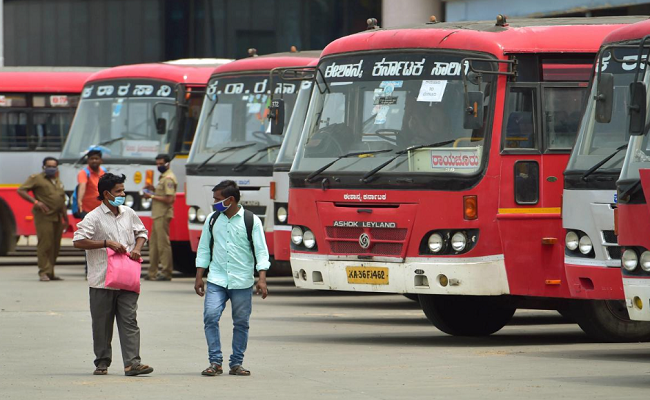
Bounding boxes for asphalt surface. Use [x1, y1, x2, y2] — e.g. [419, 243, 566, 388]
[1, 246, 650, 399]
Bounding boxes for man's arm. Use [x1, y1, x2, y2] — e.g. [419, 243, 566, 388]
[149, 194, 175, 205]
[77, 182, 87, 212]
[129, 237, 146, 261]
[18, 176, 50, 213]
[251, 216, 270, 299]
[194, 213, 215, 297]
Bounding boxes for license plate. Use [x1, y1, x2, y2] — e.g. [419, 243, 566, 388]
[240, 200, 260, 206]
[346, 267, 389, 285]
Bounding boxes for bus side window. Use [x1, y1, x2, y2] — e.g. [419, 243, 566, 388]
[543, 87, 586, 151]
[504, 87, 537, 150]
[514, 160, 539, 205]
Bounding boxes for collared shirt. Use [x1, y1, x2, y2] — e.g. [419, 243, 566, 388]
[77, 167, 105, 212]
[73, 203, 148, 289]
[151, 169, 177, 219]
[19, 172, 66, 221]
[196, 205, 270, 289]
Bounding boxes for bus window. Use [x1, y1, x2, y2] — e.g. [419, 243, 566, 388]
[33, 112, 73, 150]
[175, 92, 204, 154]
[514, 160, 539, 204]
[504, 87, 537, 150]
[0, 112, 28, 150]
[543, 87, 585, 150]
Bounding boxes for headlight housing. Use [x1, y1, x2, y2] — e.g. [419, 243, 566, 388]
[277, 207, 288, 223]
[303, 230, 316, 249]
[565, 231, 579, 251]
[451, 232, 467, 252]
[291, 226, 303, 245]
[428, 233, 444, 253]
[578, 235, 593, 255]
[141, 197, 152, 210]
[622, 249, 639, 271]
[125, 194, 135, 208]
[641, 251, 650, 272]
[197, 208, 206, 223]
[188, 207, 197, 222]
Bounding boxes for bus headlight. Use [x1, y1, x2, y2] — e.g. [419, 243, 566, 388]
[141, 197, 152, 210]
[622, 249, 639, 271]
[125, 194, 135, 208]
[303, 230, 316, 249]
[291, 226, 304, 245]
[641, 251, 650, 272]
[579, 235, 593, 255]
[188, 207, 197, 222]
[565, 231, 579, 251]
[197, 208, 206, 223]
[277, 207, 288, 223]
[428, 233, 444, 253]
[451, 232, 467, 252]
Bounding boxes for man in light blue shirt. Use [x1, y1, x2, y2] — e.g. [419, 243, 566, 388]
[194, 180, 269, 377]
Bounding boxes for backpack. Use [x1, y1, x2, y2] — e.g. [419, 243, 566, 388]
[72, 166, 107, 217]
[208, 209, 256, 267]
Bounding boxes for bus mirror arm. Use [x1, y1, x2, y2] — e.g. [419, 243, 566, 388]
[464, 92, 484, 130]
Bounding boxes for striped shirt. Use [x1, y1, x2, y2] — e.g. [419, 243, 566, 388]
[73, 203, 148, 289]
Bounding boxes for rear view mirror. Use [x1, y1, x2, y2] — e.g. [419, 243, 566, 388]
[629, 82, 647, 135]
[156, 118, 167, 135]
[268, 99, 285, 135]
[595, 73, 614, 123]
[463, 91, 484, 130]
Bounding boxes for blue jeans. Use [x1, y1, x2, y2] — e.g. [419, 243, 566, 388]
[203, 282, 253, 368]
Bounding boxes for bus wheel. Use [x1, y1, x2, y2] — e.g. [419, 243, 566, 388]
[571, 300, 650, 342]
[171, 241, 196, 276]
[418, 295, 515, 336]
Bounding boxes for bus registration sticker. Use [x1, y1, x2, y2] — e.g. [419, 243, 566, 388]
[346, 267, 389, 285]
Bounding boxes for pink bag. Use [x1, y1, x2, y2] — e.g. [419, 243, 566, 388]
[104, 248, 143, 293]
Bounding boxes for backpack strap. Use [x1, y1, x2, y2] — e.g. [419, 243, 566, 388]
[84, 167, 91, 178]
[243, 209, 256, 266]
[207, 211, 220, 266]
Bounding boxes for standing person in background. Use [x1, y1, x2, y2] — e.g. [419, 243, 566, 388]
[143, 154, 177, 281]
[17, 157, 69, 281]
[76, 149, 106, 218]
[73, 173, 154, 377]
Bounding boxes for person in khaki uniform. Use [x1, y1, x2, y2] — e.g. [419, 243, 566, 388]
[143, 154, 177, 281]
[17, 157, 69, 281]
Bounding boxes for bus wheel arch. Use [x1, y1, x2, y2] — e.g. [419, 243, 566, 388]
[0, 198, 17, 256]
[570, 299, 650, 342]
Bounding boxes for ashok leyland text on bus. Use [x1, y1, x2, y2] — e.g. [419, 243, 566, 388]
[0, 67, 103, 256]
[58, 59, 232, 273]
[288, 16, 646, 340]
[185, 50, 320, 272]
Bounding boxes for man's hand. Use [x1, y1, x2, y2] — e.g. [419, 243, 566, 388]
[195, 278, 205, 297]
[106, 240, 127, 254]
[256, 279, 268, 299]
[142, 191, 153, 199]
[35, 201, 50, 213]
[62, 216, 70, 233]
[129, 248, 142, 261]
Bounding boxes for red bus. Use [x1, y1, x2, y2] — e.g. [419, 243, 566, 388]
[58, 59, 231, 273]
[288, 16, 642, 340]
[0, 67, 102, 255]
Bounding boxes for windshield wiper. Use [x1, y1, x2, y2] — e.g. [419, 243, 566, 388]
[361, 140, 456, 183]
[232, 144, 281, 172]
[305, 149, 393, 183]
[581, 144, 628, 181]
[73, 137, 125, 166]
[196, 143, 256, 171]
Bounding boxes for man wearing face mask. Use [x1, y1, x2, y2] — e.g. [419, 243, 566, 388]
[18, 157, 69, 281]
[142, 154, 177, 281]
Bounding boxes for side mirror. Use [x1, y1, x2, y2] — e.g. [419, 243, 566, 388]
[595, 73, 614, 123]
[629, 82, 647, 135]
[268, 99, 285, 135]
[156, 118, 167, 135]
[463, 91, 484, 130]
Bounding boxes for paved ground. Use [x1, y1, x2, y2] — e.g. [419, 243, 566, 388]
[1, 250, 650, 399]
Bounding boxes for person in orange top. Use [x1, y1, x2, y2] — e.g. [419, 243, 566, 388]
[77, 149, 106, 217]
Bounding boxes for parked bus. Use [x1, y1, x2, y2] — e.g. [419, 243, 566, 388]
[185, 51, 320, 270]
[0, 67, 102, 255]
[613, 20, 650, 322]
[287, 16, 643, 340]
[58, 59, 231, 273]
[562, 21, 650, 340]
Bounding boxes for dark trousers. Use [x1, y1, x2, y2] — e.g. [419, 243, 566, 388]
[89, 288, 141, 368]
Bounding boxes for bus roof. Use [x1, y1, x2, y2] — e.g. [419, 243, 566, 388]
[212, 50, 322, 75]
[85, 59, 232, 86]
[602, 18, 650, 45]
[0, 67, 103, 93]
[321, 16, 648, 58]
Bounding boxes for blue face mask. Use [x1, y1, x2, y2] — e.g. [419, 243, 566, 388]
[157, 164, 168, 173]
[108, 192, 126, 207]
[213, 197, 231, 213]
[44, 167, 57, 177]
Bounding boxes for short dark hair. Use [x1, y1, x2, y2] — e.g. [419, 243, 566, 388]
[87, 149, 102, 159]
[212, 180, 240, 202]
[42, 157, 58, 166]
[156, 154, 171, 163]
[97, 173, 126, 200]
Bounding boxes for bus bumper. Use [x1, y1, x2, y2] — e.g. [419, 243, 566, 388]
[289, 254, 510, 295]
[623, 277, 650, 321]
[564, 258, 624, 300]
[273, 227, 291, 262]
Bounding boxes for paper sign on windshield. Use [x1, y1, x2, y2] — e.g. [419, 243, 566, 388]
[417, 80, 447, 102]
[430, 149, 480, 169]
[122, 140, 160, 158]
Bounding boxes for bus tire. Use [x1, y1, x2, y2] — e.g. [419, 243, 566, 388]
[571, 300, 650, 342]
[403, 294, 419, 302]
[171, 241, 196, 276]
[418, 294, 515, 336]
[0, 199, 17, 256]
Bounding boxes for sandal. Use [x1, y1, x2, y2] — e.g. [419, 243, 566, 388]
[229, 365, 251, 376]
[124, 364, 153, 376]
[201, 363, 223, 376]
[93, 367, 107, 375]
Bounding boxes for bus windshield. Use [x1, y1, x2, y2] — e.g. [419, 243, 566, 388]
[566, 48, 639, 173]
[60, 79, 177, 162]
[188, 75, 299, 166]
[292, 52, 493, 177]
[276, 80, 313, 165]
